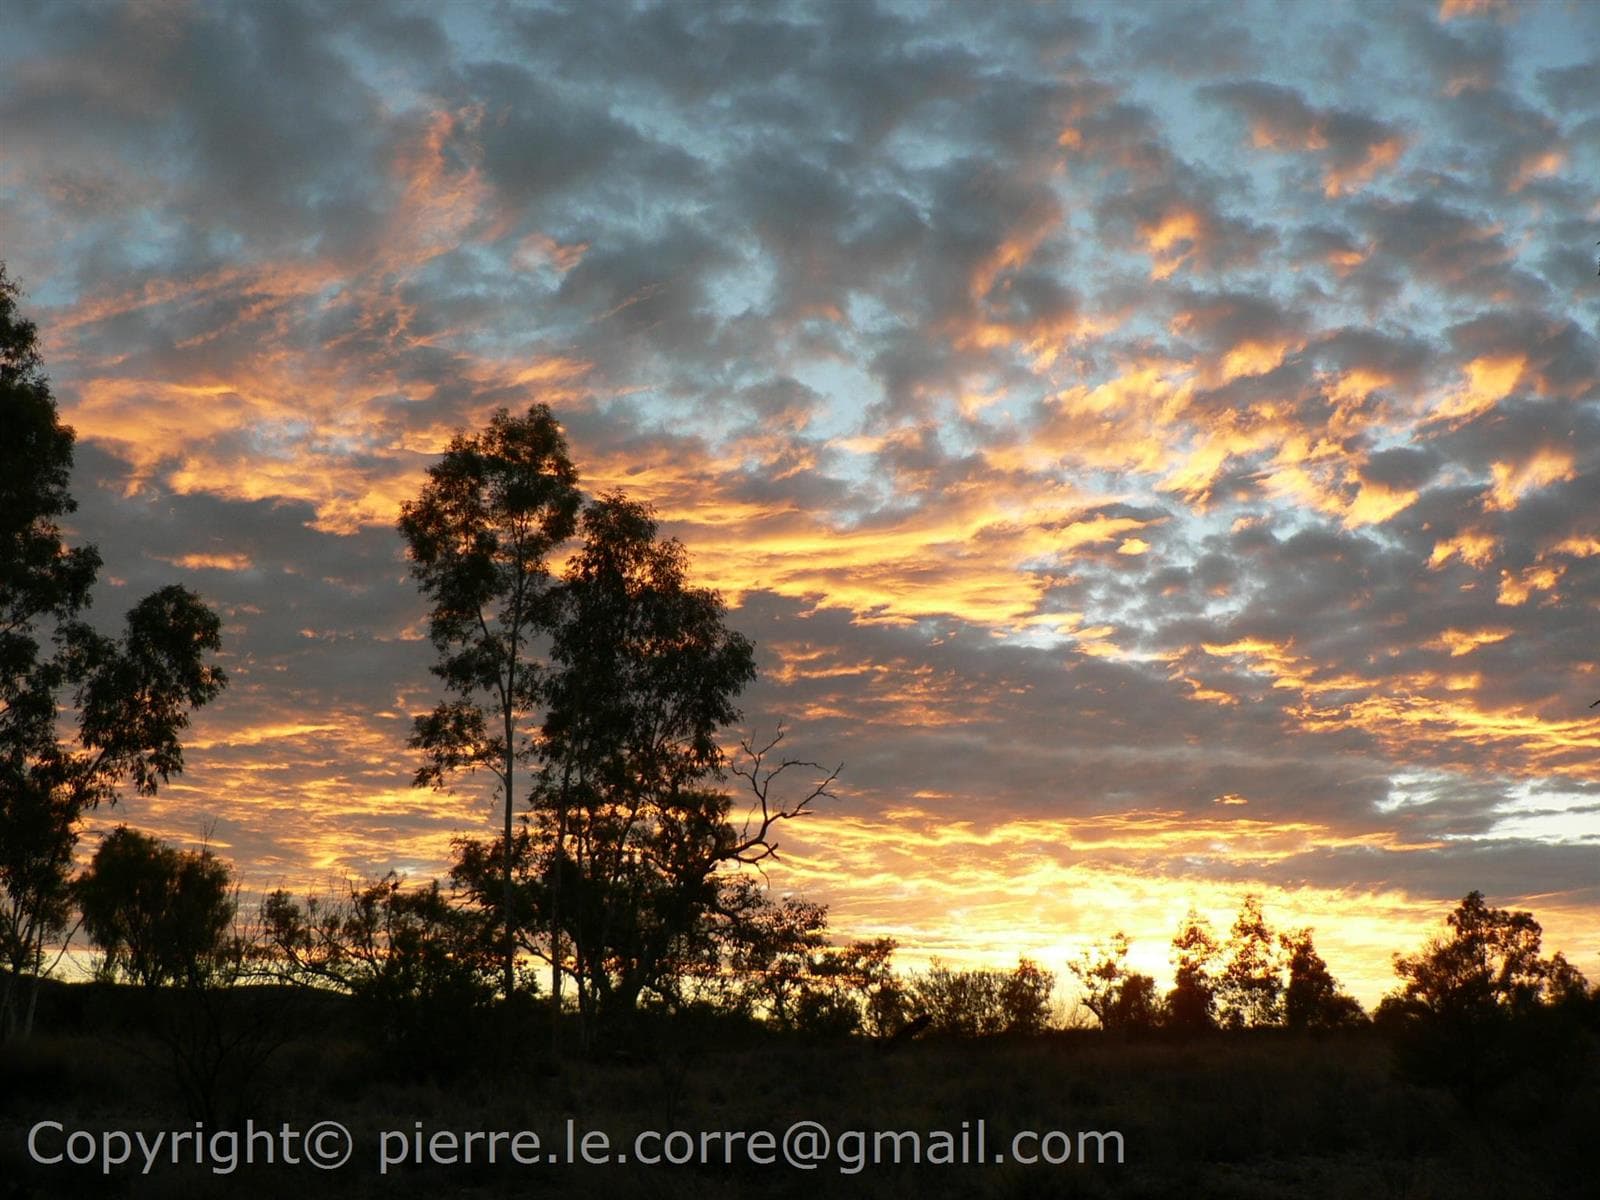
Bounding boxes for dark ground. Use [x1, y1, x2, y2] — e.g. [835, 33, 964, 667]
[2, 981, 1595, 1199]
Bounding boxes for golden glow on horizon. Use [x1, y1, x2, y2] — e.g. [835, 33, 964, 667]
[764, 811, 1597, 1006]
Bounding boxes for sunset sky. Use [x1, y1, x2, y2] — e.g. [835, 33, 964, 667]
[3, 0, 1598, 1004]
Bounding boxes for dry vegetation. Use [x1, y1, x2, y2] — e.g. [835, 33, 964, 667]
[2, 980, 1595, 1200]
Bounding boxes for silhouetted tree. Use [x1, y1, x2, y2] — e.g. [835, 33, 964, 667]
[1069, 932, 1162, 1033]
[262, 873, 496, 1069]
[398, 404, 581, 1003]
[907, 959, 1052, 1037]
[706, 882, 902, 1036]
[0, 266, 226, 1039]
[998, 957, 1056, 1034]
[534, 494, 754, 1034]
[719, 886, 831, 1027]
[457, 497, 833, 1046]
[910, 961, 1004, 1037]
[829, 937, 907, 1037]
[1216, 894, 1283, 1029]
[787, 938, 905, 1038]
[1108, 972, 1164, 1031]
[402, 413, 835, 1047]
[1543, 951, 1592, 1017]
[0, 766, 77, 1037]
[1384, 891, 1590, 1102]
[1280, 927, 1364, 1029]
[1391, 891, 1550, 1020]
[455, 729, 836, 1044]
[1165, 909, 1220, 1034]
[72, 829, 286, 1122]
[76, 826, 235, 987]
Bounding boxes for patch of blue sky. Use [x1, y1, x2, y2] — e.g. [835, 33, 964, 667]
[879, 107, 984, 176]
[1503, 3, 1600, 91]
[788, 356, 886, 444]
[1373, 767, 1480, 816]
[329, 34, 433, 116]
[435, 4, 524, 73]
[313, 430, 381, 459]
[245, 419, 314, 460]
[701, 245, 773, 322]
[112, 209, 190, 276]
[201, 227, 249, 263]
[0, 191, 86, 308]
[1474, 779, 1600, 846]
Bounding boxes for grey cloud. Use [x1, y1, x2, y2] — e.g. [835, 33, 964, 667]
[1203, 80, 1405, 182]
[1360, 447, 1440, 491]
[1538, 59, 1600, 111]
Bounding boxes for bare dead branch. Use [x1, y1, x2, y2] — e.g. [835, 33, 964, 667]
[727, 723, 840, 864]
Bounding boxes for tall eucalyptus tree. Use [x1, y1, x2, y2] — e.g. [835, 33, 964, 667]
[397, 404, 580, 1001]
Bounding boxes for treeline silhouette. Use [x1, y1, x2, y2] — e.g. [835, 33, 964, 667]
[14, 824, 1600, 1135]
[36, 820, 1600, 1049]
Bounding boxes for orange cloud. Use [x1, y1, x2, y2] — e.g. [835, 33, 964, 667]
[1496, 564, 1562, 607]
[1438, 0, 1518, 20]
[514, 232, 590, 273]
[159, 552, 255, 572]
[1435, 355, 1524, 421]
[1508, 148, 1565, 194]
[1429, 530, 1498, 568]
[1219, 338, 1293, 382]
[1324, 367, 1392, 410]
[1425, 628, 1512, 657]
[1140, 208, 1205, 280]
[572, 428, 1157, 629]
[1550, 536, 1600, 558]
[968, 203, 1061, 302]
[1342, 479, 1417, 528]
[1484, 448, 1575, 511]
[1298, 692, 1600, 779]
[1323, 136, 1406, 198]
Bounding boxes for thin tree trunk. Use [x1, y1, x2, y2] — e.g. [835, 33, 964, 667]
[573, 816, 590, 1055]
[21, 944, 42, 1040]
[550, 766, 566, 1058]
[0, 967, 15, 1041]
[503, 706, 516, 1002]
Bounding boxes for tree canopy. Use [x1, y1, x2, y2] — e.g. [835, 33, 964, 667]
[76, 826, 235, 988]
[1390, 890, 1571, 1020]
[397, 403, 581, 1000]
[402, 409, 834, 1046]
